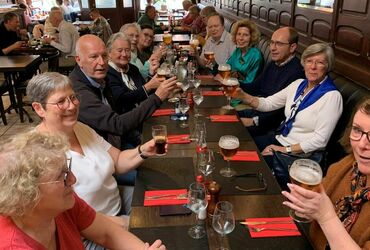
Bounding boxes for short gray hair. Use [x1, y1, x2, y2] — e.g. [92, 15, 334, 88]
[26, 72, 71, 108]
[301, 43, 335, 72]
[119, 22, 140, 34]
[106, 32, 131, 52]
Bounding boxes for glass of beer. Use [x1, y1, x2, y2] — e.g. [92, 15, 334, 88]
[218, 64, 231, 80]
[219, 135, 239, 177]
[189, 34, 199, 50]
[204, 51, 215, 68]
[222, 77, 239, 110]
[163, 32, 173, 46]
[289, 159, 323, 223]
[152, 125, 167, 156]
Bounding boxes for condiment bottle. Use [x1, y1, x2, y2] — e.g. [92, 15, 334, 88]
[207, 181, 221, 217]
[196, 175, 207, 221]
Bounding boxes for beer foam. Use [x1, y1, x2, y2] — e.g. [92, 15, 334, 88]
[157, 68, 166, 75]
[219, 139, 239, 149]
[204, 51, 214, 55]
[218, 64, 231, 71]
[224, 78, 239, 86]
[290, 166, 322, 185]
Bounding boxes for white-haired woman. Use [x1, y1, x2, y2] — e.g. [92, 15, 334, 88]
[233, 43, 343, 189]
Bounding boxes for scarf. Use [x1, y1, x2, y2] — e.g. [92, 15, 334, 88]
[108, 61, 137, 91]
[279, 76, 337, 137]
[335, 162, 369, 232]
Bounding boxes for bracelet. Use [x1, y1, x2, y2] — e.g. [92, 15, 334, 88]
[138, 145, 149, 159]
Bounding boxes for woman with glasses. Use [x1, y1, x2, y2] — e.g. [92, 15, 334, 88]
[214, 19, 263, 100]
[231, 43, 343, 189]
[26, 72, 159, 248]
[0, 131, 165, 249]
[282, 97, 370, 249]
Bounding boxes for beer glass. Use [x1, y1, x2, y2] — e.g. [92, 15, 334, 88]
[219, 135, 239, 177]
[218, 64, 231, 80]
[151, 125, 167, 156]
[157, 67, 170, 80]
[289, 159, 323, 223]
[222, 77, 239, 110]
[163, 32, 172, 46]
[204, 51, 215, 68]
[192, 88, 204, 117]
[188, 182, 208, 239]
[212, 201, 235, 250]
[197, 149, 215, 180]
[178, 97, 190, 128]
[189, 34, 200, 50]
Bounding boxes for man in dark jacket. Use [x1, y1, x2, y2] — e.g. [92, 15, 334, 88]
[238, 27, 305, 136]
[69, 34, 176, 149]
[0, 12, 27, 55]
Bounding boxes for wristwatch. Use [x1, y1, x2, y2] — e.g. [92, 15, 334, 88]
[285, 145, 292, 154]
[138, 145, 149, 159]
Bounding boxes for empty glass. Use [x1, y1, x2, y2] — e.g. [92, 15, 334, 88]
[188, 182, 208, 239]
[190, 119, 206, 142]
[197, 149, 215, 180]
[178, 97, 190, 128]
[219, 135, 239, 177]
[212, 201, 235, 250]
[192, 88, 204, 117]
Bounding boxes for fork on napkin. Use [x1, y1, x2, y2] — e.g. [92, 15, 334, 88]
[242, 217, 301, 238]
[144, 189, 188, 206]
[167, 134, 191, 144]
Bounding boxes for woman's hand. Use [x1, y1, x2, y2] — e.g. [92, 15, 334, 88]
[261, 144, 286, 156]
[144, 239, 166, 250]
[145, 74, 164, 91]
[154, 76, 178, 101]
[282, 184, 337, 224]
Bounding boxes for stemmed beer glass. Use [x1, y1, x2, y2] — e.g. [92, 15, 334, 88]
[289, 159, 323, 223]
[212, 201, 235, 250]
[192, 88, 204, 117]
[222, 78, 239, 110]
[187, 182, 208, 239]
[219, 135, 239, 177]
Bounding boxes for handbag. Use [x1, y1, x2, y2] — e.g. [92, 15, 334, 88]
[271, 150, 325, 190]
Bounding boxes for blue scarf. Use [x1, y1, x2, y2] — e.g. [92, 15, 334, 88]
[279, 76, 337, 137]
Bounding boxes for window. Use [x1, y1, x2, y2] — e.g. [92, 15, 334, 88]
[140, 0, 183, 11]
[297, 0, 335, 13]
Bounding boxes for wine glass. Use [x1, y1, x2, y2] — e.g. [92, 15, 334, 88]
[193, 79, 201, 89]
[190, 119, 206, 142]
[219, 135, 239, 177]
[212, 201, 235, 250]
[192, 88, 204, 117]
[178, 97, 190, 128]
[197, 149, 215, 181]
[289, 159, 323, 223]
[222, 77, 239, 110]
[187, 182, 208, 239]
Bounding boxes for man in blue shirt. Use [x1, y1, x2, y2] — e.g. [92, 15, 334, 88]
[238, 27, 305, 136]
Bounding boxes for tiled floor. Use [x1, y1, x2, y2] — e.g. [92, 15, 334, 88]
[0, 102, 40, 143]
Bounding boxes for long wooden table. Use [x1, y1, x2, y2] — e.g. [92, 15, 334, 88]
[129, 80, 313, 249]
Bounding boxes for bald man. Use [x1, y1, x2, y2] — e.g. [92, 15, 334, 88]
[238, 26, 305, 136]
[44, 10, 79, 56]
[69, 35, 176, 149]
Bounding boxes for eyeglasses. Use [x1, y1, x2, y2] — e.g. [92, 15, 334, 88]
[350, 126, 370, 142]
[39, 158, 72, 186]
[268, 40, 291, 47]
[44, 94, 80, 110]
[234, 172, 268, 192]
[304, 59, 327, 69]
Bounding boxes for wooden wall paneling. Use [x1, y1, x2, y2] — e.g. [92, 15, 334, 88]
[239, 0, 251, 17]
[333, 0, 370, 87]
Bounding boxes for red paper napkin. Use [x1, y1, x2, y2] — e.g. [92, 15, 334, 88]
[196, 74, 214, 80]
[245, 217, 301, 238]
[144, 189, 188, 206]
[210, 115, 239, 122]
[227, 151, 260, 161]
[167, 134, 191, 144]
[203, 90, 224, 96]
[152, 109, 175, 117]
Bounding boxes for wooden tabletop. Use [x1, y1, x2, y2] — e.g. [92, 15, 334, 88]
[0, 55, 42, 72]
[129, 78, 313, 249]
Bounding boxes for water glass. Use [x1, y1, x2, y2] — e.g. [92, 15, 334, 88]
[212, 201, 235, 250]
[188, 182, 208, 239]
[178, 97, 190, 128]
[197, 149, 215, 179]
[192, 88, 204, 117]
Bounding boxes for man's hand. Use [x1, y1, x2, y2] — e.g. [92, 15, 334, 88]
[144, 239, 166, 250]
[145, 74, 164, 91]
[154, 76, 177, 100]
[240, 117, 254, 127]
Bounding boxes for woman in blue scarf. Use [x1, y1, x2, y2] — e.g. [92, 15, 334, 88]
[232, 43, 343, 189]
